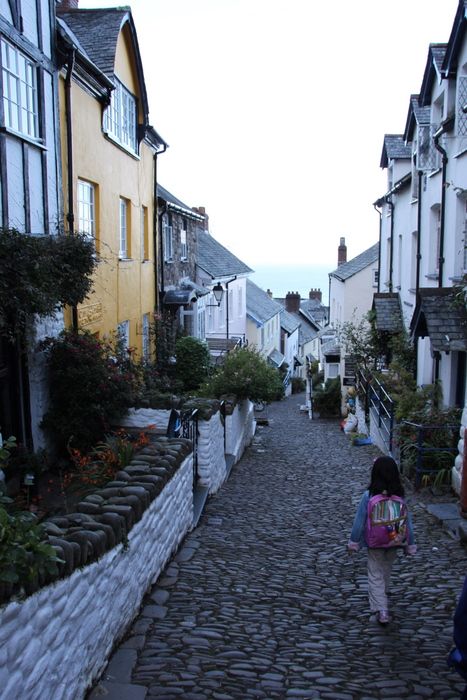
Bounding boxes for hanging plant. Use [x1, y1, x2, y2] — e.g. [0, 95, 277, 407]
[0, 228, 97, 341]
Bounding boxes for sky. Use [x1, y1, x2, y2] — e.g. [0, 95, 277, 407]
[80, 0, 460, 269]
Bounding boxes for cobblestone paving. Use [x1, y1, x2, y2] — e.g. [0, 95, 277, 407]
[102, 394, 467, 699]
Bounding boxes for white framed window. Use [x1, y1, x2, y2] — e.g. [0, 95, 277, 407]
[372, 269, 379, 288]
[142, 313, 150, 359]
[117, 320, 130, 350]
[1, 39, 38, 139]
[119, 197, 129, 258]
[327, 363, 339, 379]
[103, 78, 137, 153]
[180, 224, 187, 261]
[140, 205, 148, 261]
[163, 213, 173, 261]
[78, 180, 96, 240]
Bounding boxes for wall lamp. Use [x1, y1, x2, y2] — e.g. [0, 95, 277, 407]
[207, 282, 224, 307]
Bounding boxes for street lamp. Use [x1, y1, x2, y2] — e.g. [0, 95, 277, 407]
[209, 282, 224, 307]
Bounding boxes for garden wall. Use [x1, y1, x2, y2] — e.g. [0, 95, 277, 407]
[0, 455, 193, 700]
[452, 406, 467, 495]
[225, 399, 255, 464]
[197, 411, 227, 494]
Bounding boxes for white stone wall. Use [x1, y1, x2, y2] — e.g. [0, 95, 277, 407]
[0, 456, 193, 700]
[225, 400, 255, 463]
[119, 407, 172, 431]
[452, 406, 467, 495]
[197, 412, 227, 494]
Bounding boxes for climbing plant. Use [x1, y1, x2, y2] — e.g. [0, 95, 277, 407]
[0, 228, 97, 341]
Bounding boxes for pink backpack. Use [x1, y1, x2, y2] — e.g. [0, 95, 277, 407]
[365, 494, 408, 548]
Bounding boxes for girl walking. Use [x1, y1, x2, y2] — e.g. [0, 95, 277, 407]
[348, 455, 416, 624]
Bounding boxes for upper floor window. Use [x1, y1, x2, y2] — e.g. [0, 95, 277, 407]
[78, 179, 96, 241]
[163, 212, 173, 261]
[117, 319, 130, 350]
[1, 39, 38, 139]
[103, 78, 137, 153]
[119, 197, 130, 258]
[142, 313, 150, 359]
[140, 205, 148, 261]
[180, 217, 187, 260]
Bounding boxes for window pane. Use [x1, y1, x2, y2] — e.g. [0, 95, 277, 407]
[1, 40, 38, 138]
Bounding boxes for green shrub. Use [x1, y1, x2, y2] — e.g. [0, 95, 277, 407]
[200, 347, 284, 403]
[41, 330, 141, 454]
[313, 377, 341, 417]
[291, 377, 306, 393]
[175, 336, 211, 391]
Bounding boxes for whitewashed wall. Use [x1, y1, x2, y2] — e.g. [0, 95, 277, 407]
[0, 456, 193, 700]
[197, 412, 227, 493]
[452, 405, 467, 495]
[119, 407, 172, 432]
[225, 400, 255, 464]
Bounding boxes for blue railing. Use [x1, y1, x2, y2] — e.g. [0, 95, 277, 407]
[356, 369, 395, 454]
[167, 408, 199, 487]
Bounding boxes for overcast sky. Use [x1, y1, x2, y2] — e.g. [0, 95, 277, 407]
[80, 0, 459, 267]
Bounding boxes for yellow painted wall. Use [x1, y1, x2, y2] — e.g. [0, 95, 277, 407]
[59, 28, 156, 357]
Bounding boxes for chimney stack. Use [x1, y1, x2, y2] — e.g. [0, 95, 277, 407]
[56, 0, 79, 10]
[266, 289, 273, 299]
[193, 206, 208, 232]
[285, 291, 301, 313]
[338, 237, 347, 266]
[309, 288, 322, 302]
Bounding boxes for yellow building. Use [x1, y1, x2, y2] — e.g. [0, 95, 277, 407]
[56, 2, 166, 358]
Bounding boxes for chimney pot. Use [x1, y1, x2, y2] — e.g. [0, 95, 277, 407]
[309, 288, 322, 302]
[285, 291, 301, 313]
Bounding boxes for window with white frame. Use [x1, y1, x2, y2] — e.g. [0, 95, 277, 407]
[140, 205, 148, 260]
[1, 39, 39, 139]
[163, 213, 173, 261]
[430, 204, 441, 273]
[180, 218, 187, 260]
[117, 320, 130, 350]
[372, 268, 379, 288]
[78, 180, 96, 240]
[103, 78, 137, 153]
[457, 75, 467, 137]
[327, 363, 339, 379]
[142, 313, 150, 359]
[119, 197, 129, 258]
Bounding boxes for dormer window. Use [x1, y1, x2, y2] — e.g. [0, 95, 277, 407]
[103, 78, 137, 153]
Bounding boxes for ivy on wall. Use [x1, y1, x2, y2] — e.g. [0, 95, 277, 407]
[0, 228, 97, 340]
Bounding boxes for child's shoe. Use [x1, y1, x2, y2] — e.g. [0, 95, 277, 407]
[377, 609, 390, 625]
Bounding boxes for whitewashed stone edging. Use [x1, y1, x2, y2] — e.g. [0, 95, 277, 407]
[452, 405, 467, 494]
[197, 411, 227, 494]
[0, 455, 193, 700]
[119, 407, 172, 432]
[225, 399, 256, 465]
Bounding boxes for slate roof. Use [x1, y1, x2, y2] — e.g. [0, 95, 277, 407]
[321, 337, 340, 357]
[246, 280, 282, 325]
[268, 348, 285, 367]
[197, 231, 253, 279]
[58, 9, 131, 78]
[442, 1, 467, 78]
[157, 184, 204, 221]
[404, 94, 431, 142]
[419, 44, 448, 107]
[280, 309, 300, 335]
[372, 293, 403, 332]
[380, 134, 412, 168]
[329, 243, 379, 282]
[410, 288, 467, 353]
[299, 298, 328, 325]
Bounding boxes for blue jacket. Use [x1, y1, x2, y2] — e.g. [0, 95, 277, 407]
[349, 490, 416, 550]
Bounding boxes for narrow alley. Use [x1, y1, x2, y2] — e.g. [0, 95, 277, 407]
[90, 393, 467, 700]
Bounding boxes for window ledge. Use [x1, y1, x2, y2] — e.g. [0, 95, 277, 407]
[0, 126, 45, 149]
[425, 272, 439, 280]
[118, 256, 133, 262]
[454, 148, 467, 159]
[103, 131, 140, 160]
[427, 168, 442, 178]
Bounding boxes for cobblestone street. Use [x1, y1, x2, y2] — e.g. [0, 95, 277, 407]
[91, 393, 467, 700]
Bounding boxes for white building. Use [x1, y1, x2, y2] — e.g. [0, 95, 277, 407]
[246, 280, 283, 363]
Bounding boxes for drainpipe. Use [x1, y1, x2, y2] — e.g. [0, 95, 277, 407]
[153, 147, 166, 311]
[433, 125, 448, 288]
[373, 202, 382, 292]
[64, 48, 78, 330]
[224, 276, 237, 340]
[387, 199, 394, 293]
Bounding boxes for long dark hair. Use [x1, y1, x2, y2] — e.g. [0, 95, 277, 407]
[368, 456, 404, 497]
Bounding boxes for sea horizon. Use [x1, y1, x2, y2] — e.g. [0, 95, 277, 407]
[249, 263, 332, 305]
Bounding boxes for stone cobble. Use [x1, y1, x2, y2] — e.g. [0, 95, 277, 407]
[91, 393, 467, 700]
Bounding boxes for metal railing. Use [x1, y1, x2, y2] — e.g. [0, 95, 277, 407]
[180, 408, 199, 487]
[399, 420, 459, 487]
[356, 369, 395, 454]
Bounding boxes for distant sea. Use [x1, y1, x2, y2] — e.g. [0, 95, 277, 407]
[250, 264, 331, 305]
